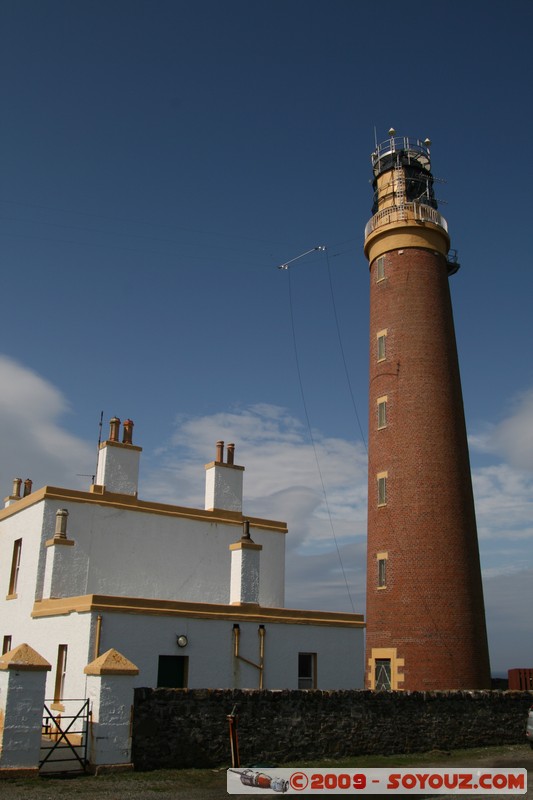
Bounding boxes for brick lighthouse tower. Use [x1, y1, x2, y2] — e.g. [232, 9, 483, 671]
[363, 130, 491, 691]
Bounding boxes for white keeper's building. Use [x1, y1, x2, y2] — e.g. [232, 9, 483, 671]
[0, 417, 364, 705]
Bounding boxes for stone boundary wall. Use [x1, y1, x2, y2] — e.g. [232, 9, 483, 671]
[132, 689, 532, 771]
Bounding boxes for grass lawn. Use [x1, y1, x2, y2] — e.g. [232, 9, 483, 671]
[0, 744, 529, 799]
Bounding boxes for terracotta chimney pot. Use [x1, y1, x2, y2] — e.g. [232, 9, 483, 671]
[122, 419, 134, 445]
[109, 417, 121, 442]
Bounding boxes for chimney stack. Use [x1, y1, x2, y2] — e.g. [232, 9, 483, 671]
[229, 520, 262, 605]
[23, 478, 33, 497]
[94, 416, 142, 496]
[205, 440, 244, 512]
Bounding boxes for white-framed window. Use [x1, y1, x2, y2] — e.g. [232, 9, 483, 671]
[53, 644, 68, 705]
[377, 330, 387, 361]
[377, 396, 387, 429]
[377, 473, 388, 506]
[375, 658, 392, 691]
[376, 255, 385, 281]
[298, 652, 317, 689]
[7, 539, 22, 597]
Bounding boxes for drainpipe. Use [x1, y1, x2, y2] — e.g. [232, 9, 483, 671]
[232, 624, 265, 689]
[94, 615, 103, 660]
[258, 625, 265, 689]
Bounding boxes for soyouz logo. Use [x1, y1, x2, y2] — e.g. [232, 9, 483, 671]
[226, 767, 527, 794]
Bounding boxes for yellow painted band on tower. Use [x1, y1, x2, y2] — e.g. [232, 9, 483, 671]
[364, 221, 450, 264]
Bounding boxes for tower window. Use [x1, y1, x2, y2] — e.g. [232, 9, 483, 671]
[378, 558, 387, 588]
[377, 473, 388, 506]
[377, 330, 387, 361]
[376, 256, 385, 281]
[377, 396, 387, 429]
[298, 652, 317, 689]
[2, 635, 12, 654]
[7, 539, 22, 598]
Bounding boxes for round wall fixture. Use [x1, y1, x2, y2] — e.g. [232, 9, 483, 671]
[176, 634, 188, 648]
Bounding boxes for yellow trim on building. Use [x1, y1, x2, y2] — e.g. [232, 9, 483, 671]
[229, 541, 263, 551]
[0, 485, 287, 533]
[0, 643, 51, 672]
[99, 439, 142, 453]
[45, 537, 75, 547]
[32, 594, 365, 628]
[205, 461, 245, 472]
[84, 647, 139, 676]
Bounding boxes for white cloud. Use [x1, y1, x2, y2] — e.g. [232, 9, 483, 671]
[470, 388, 533, 471]
[143, 404, 368, 553]
[0, 355, 94, 492]
[468, 390, 533, 633]
[472, 463, 533, 543]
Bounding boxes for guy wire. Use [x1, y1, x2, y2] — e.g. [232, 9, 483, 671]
[286, 263, 356, 612]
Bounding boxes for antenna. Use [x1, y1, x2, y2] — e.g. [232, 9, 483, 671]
[77, 473, 96, 483]
[97, 410, 103, 447]
[373, 125, 378, 150]
[276, 246, 326, 271]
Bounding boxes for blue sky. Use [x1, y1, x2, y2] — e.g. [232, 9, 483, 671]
[1, 0, 532, 676]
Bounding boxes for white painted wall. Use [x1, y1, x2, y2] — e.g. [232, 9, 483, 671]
[2, 603, 362, 701]
[43, 499, 286, 607]
[97, 612, 364, 690]
[0, 496, 285, 609]
[1, 612, 93, 701]
[86, 672, 137, 765]
[0, 666, 48, 768]
[0, 503, 44, 614]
